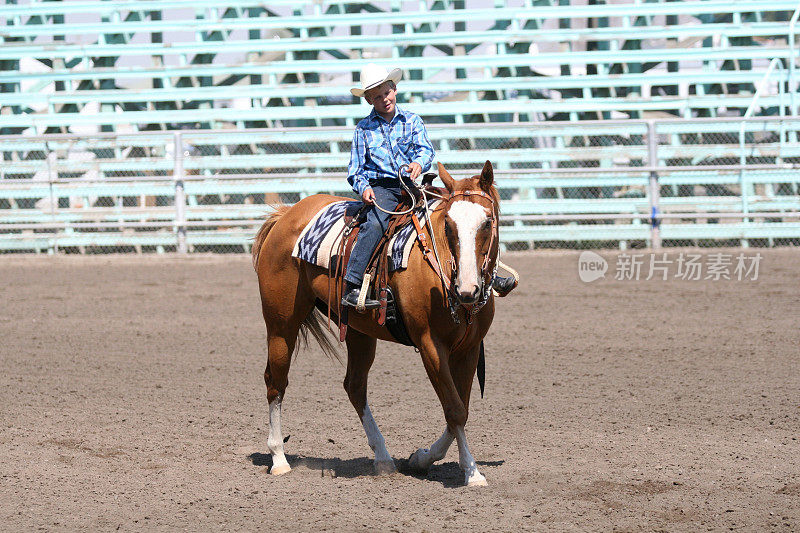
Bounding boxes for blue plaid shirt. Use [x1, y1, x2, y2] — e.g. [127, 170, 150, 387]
[347, 105, 435, 196]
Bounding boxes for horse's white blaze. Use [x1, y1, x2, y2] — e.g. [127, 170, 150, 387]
[361, 403, 393, 466]
[455, 425, 486, 486]
[448, 201, 490, 294]
[267, 396, 290, 474]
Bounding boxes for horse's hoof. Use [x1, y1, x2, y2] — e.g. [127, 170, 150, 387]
[374, 460, 396, 475]
[270, 464, 292, 476]
[466, 471, 487, 487]
[407, 450, 429, 473]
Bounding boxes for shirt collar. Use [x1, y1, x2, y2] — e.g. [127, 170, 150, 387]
[369, 105, 406, 124]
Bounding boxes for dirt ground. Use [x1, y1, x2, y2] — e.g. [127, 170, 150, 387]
[1, 249, 798, 531]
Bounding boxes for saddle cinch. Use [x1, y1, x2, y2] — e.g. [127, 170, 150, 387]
[320, 174, 441, 347]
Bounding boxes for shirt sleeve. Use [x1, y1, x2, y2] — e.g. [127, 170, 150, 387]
[410, 115, 435, 173]
[347, 127, 370, 196]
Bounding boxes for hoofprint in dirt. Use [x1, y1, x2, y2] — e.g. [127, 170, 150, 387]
[0, 250, 797, 531]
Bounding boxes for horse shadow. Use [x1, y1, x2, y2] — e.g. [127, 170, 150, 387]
[248, 452, 503, 489]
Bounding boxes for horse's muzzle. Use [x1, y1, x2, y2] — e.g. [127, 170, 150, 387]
[455, 284, 480, 305]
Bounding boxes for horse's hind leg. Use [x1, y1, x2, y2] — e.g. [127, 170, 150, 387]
[343, 328, 395, 475]
[261, 286, 313, 476]
[264, 329, 297, 476]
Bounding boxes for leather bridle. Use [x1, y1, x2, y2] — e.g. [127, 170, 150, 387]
[411, 187, 498, 323]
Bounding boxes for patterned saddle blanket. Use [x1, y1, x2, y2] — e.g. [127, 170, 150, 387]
[291, 200, 439, 271]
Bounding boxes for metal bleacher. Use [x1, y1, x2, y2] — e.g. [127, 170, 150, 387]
[2, 0, 798, 131]
[1, 0, 799, 253]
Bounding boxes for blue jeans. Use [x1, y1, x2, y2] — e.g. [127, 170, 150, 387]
[345, 181, 405, 286]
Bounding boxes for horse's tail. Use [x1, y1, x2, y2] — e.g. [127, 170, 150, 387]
[252, 205, 291, 270]
[252, 204, 341, 362]
[298, 308, 341, 363]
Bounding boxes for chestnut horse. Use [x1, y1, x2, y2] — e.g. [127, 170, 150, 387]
[252, 161, 499, 486]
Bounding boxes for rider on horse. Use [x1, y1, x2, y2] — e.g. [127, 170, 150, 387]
[342, 64, 516, 310]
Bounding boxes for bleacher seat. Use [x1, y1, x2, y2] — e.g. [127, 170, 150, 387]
[2, 0, 798, 134]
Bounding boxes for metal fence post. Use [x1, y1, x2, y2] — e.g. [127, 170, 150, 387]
[646, 120, 661, 250]
[174, 132, 188, 254]
[790, 6, 800, 118]
[44, 142, 58, 255]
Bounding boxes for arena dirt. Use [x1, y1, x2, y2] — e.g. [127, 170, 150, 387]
[1, 250, 798, 531]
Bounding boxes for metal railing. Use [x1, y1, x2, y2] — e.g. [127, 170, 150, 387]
[2, 117, 799, 253]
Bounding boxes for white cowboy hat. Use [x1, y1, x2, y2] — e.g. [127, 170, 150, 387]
[350, 63, 403, 97]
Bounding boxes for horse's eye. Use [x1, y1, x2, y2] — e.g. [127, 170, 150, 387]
[481, 219, 491, 230]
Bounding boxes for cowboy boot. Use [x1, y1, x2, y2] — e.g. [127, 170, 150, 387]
[492, 275, 517, 296]
[341, 281, 381, 310]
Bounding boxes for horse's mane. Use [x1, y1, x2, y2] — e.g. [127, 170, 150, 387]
[252, 204, 291, 270]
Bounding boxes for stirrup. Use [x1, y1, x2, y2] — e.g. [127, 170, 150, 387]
[341, 289, 380, 310]
[355, 273, 379, 311]
[342, 276, 380, 311]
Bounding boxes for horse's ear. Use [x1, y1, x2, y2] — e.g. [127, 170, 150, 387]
[479, 160, 494, 191]
[437, 162, 455, 193]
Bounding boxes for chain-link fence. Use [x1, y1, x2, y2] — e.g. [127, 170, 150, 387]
[1, 117, 799, 254]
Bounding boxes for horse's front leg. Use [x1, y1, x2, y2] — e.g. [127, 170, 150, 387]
[417, 336, 486, 486]
[408, 428, 454, 472]
[450, 343, 486, 486]
[344, 328, 396, 475]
